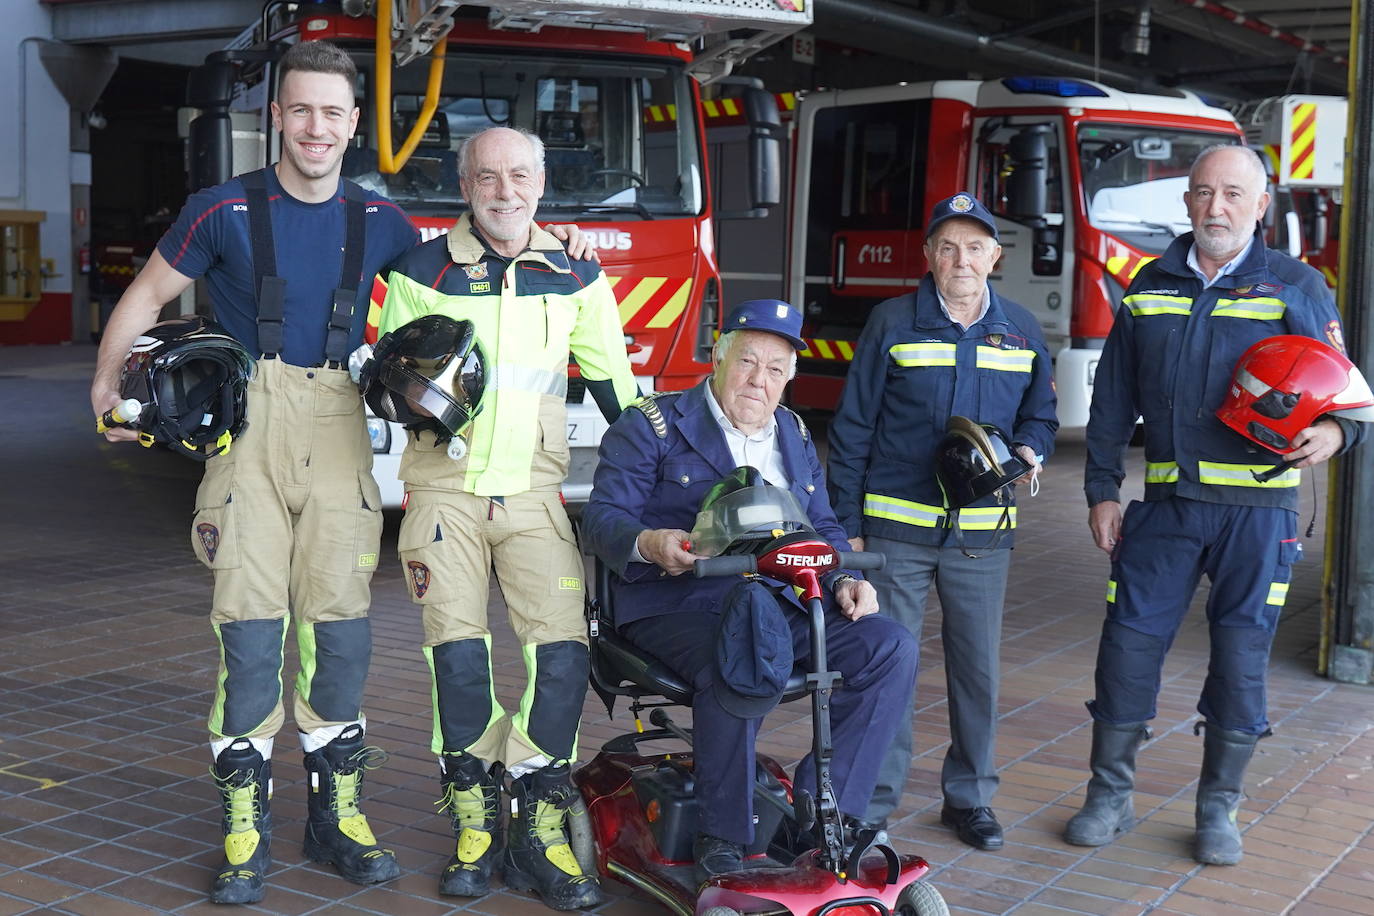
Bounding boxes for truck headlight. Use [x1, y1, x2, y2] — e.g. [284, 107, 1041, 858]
[1087, 358, 1099, 387]
[366, 417, 391, 453]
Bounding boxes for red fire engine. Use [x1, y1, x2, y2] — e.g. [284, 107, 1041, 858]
[186, 0, 810, 504]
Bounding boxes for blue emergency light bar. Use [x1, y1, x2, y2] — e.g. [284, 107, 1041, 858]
[1001, 77, 1109, 98]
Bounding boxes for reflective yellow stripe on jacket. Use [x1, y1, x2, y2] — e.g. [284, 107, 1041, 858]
[1266, 581, 1290, 606]
[1197, 460, 1300, 488]
[976, 346, 1035, 372]
[1124, 294, 1192, 317]
[862, 494, 1016, 530]
[890, 342, 956, 367]
[1145, 461, 1179, 484]
[864, 494, 944, 527]
[1212, 297, 1287, 320]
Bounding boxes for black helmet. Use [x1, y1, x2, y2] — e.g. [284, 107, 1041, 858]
[934, 416, 1031, 510]
[118, 316, 255, 461]
[689, 466, 813, 557]
[359, 315, 487, 442]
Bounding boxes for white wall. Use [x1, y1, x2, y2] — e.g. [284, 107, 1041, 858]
[1, 3, 75, 299]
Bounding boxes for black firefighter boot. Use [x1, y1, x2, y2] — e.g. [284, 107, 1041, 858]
[301, 725, 401, 885]
[437, 752, 503, 897]
[503, 763, 605, 910]
[1194, 721, 1262, 865]
[1064, 720, 1152, 847]
[209, 739, 272, 905]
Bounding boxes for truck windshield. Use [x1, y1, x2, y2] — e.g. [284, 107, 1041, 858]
[1078, 124, 1237, 254]
[352, 51, 702, 219]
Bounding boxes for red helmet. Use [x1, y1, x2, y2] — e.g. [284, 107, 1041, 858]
[1216, 335, 1374, 455]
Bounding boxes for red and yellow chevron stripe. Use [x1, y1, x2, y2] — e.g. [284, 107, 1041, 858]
[1289, 101, 1317, 181]
[800, 337, 855, 361]
[364, 273, 390, 344]
[1262, 143, 1280, 179]
[646, 93, 797, 127]
[609, 276, 694, 330]
[1104, 253, 1157, 286]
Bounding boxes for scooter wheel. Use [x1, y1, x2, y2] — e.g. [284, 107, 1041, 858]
[895, 880, 949, 916]
[700, 907, 742, 916]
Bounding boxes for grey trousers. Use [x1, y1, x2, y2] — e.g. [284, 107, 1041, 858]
[863, 537, 1011, 818]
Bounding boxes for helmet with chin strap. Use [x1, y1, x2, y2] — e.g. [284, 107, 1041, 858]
[934, 416, 1032, 558]
[117, 316, 255, 461]
[358, 315, 487, 444]
[1216, 335, 1374, 455]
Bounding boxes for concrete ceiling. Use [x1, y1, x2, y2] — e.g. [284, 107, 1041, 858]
[42, 0, 1352, 99]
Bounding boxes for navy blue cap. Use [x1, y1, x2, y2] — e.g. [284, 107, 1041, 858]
[712, 579, 794, 718]
[926, 192, 999, 241]
[723, 299, 806, 351]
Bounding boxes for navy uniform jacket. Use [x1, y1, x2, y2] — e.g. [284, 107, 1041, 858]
[582, 381, 852, 627]
[1085, 226, 1366, 511]
[827, 277, 1058, 549]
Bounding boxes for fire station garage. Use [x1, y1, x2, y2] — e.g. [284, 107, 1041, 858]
[3, 1, 1374, 914]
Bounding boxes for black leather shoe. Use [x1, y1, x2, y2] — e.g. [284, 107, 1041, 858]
[941, 805, 1004, 850]
[693, 833, 744, 885]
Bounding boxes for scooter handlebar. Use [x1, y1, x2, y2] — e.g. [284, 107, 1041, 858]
[693, 555, 758, 578]
[837, 551, 885, 571]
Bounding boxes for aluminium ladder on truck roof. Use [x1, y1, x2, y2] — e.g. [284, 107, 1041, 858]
[391, 0, 813, 81]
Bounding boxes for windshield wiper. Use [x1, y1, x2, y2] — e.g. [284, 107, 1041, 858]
[581, 202, 656, 221]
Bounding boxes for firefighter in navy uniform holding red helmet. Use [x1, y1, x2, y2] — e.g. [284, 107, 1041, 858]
[827, 192, 1057, 851]
[1067, 145, 1369, 866]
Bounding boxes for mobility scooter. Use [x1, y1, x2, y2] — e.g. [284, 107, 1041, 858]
[572, 483, 948, 916]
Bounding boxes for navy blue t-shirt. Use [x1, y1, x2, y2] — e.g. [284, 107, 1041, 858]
[157, 168, 419, 366]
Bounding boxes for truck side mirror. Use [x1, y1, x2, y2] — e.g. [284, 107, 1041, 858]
[1007, 126, 1049, 221]
[186, 60, 236, 191]
[743, 85, 781, 212]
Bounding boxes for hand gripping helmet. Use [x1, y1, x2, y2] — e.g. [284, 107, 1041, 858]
[359, 315, 487, 443]
[1216, 335, 1374, 455]
[935, 416, 1032, 510]
[688, 466, 813, 557]
[118, 316, 255, 461]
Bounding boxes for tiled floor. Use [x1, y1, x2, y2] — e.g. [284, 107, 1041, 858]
[3, 343, 1373, 915]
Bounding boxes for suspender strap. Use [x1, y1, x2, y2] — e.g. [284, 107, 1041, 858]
[324, 179, 368, 367]
[239, 168, 286, 360]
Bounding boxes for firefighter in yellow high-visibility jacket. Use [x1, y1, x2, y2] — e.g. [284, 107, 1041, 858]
[373, 126, 637, 909]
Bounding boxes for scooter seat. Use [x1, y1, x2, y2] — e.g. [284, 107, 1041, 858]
[587, 558, 811, 712]
[593, 621, 695, 704]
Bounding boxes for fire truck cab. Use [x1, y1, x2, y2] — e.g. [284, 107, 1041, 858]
[779, 77, 1242, 429]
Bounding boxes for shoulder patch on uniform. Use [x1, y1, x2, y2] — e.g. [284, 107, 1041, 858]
[779, 405, 810, 442]
[632, 391, 679, 439]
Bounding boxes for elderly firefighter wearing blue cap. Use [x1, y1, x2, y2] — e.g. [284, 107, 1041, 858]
[828, 192, 1058, 850]
[582, 299, 918, 883]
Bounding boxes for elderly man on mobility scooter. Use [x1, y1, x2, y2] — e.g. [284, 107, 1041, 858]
[581, 299, 920, 886]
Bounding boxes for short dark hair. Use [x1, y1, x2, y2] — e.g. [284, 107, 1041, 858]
[278, 39, 357, 95]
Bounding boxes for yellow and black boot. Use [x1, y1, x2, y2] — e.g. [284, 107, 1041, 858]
[209, 739, 272, 905]
[301, 725, 401, 885]
[502, 763, 604, 911]
[437, 752, 503, 896]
